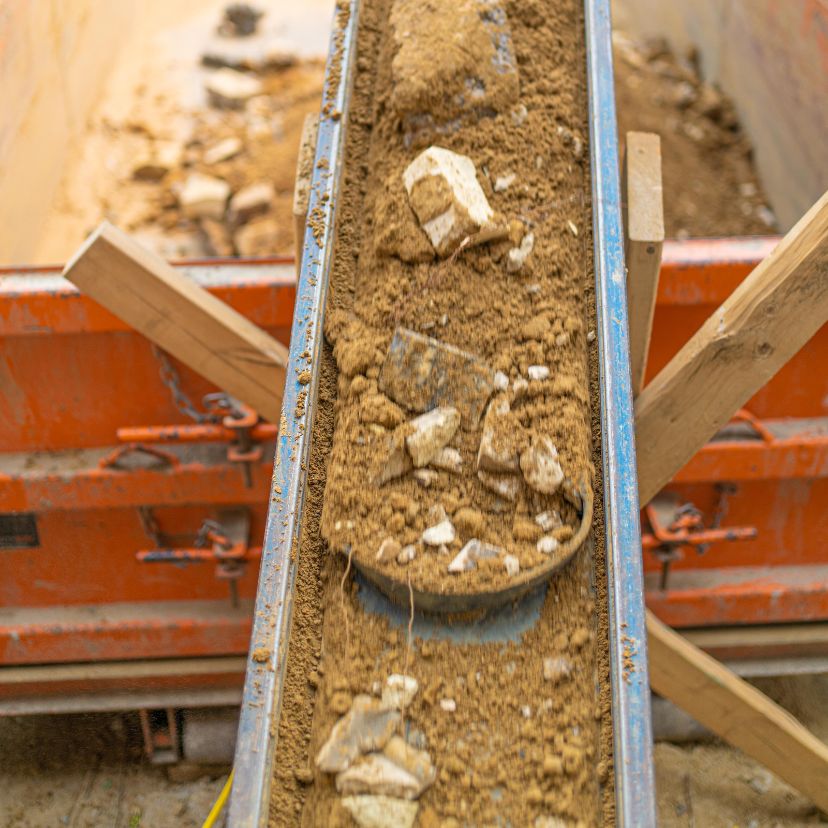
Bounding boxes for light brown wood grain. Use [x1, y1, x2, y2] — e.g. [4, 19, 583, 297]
[647, 609, 828, 812]
[623, 131, 664, 396]
[63, 222, 288, 422]
[636, 189, 828, 505]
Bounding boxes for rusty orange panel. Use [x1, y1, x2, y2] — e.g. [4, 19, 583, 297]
[0, 601, 253, 665]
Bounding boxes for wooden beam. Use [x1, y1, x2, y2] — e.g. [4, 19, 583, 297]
[647, 609, 828, 812]
[64, 222, 288, 423]
[636, 189, 828, 505]
[623, 131, 664, 397]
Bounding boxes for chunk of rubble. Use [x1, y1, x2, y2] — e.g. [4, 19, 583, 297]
[494, 173, 516, 193]
[375, 429, 413, 486]
[478, 469, 521, 502]
[383, 735, 436, 794]
[376, 538, 401, 563]
[537, 536, 560, 555]
[403, 147, 495, 257]
[422, 519, 456, 547]
[204, 67, 263, 109]
[396, 544, 417, 565]
[503, 554, 520, 576]
[178, 173, 231, 220]
[203, 136, 243, 165]
[316, 695, 400, 773]
[379, 328, 494, 425]
[493, 370, 509, 391]
[341, 795, 418, 828]
[336, 754, 422, 799]
[477, 395, 521, 473]
[448, 538, 502, 573]
[448, 546, 475, 573]
[429, 446, 462, 473]
[229, 181, 274, 223]
[382, 675, 419, 710]
[406, 407, 460, 467]
[413, 469, 436, 488]
[521, 437, 564, 495]
[527, 365, 550, 381]
[535, 510, 562, 532]
[507, 232, 535, 273]
[543, 656, 573, 683]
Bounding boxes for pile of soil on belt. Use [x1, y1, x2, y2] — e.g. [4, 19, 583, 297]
[269, 0, 613, 825]
[614, 33, 778, 239]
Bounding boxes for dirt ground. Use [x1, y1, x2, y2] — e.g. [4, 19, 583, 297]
[2, 4, 825, 828]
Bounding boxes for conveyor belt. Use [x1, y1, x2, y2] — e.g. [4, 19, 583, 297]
[229, 1, 654, 825]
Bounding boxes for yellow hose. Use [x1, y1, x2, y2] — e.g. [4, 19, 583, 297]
[202, 769, 234, 828]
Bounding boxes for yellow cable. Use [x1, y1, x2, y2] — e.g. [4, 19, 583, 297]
[203, 769, 234, 828]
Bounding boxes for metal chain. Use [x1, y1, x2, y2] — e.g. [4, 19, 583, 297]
[151, 345, 222, 424]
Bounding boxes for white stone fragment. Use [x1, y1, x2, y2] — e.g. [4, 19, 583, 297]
[511, 104, 528, 126]
[567, 220, 579, 237]
[521, 705, 532, 718]
[477, 469, 521, 502]
[336, 754, 422, 800]
[342, 795, 419, 828]
[403, 147, 495, 257]
[503, 554, 520, 577]
[527, 365, 550, 381]
[507, 232, 535, 273]
[382, 675, 419, 710]
[406, 407, 460, 468]
[477, 395, 519, 473]
[537, 536, 560, 555]
[177, 173, 231, 220]
[376, 537, 401, 563]
[413, 469, 437, 488]
[464, 538, 503, 561]
[396, 544, 417, 565]
[430, 447, 462, 474]
[205, 68, 263, 109]
[494, 172, 516, 192]
[422, 519, 456, 547]
[493, 370, 509, 391]
[587, 330, 596, 343]
[439, 698, 457, 712]
[203, 136, 243, 165]
[512, 378, 529, 398]
[447, 547, 475, 573]
[521, 436, 564, 494]
[543, 656, 573, 683]
[535, 511, 562, 532]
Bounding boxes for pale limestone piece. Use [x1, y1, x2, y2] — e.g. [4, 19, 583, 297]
[413, 469, 436, 488]
[205, 68, 263, 109]
[521, 436, 564, 495]
[477, 394, 520, 473]
[382, 675, 419, 710]
[229, 181, 274, 223]
[430, 446, 462, 473]
[512, 377, 529, 399]
[403, 147, 494, 257]
[527, 365, 550, 381]
[422, 519, 456, 547]
[375, 429, 413, 486]
[503, 554, 520, 576]
[507, 232, 535, 273]
[447, 547, 475, 573]
[406, 407, 460, 468]
[341, 795, 418, 828]
[316, 695, 400, 773]
[535, 511, 562, 532]
[477, 469, 521, 502]
[543, 656, 573, 683]
[537, 536, 560, 555]
[494, 172, 516, 192]
[382, 735, 436, 795]
[203, 136, 243, 165]
[376, 537, 401, 563]
[439, 698, 457, 712]
[178, 173, 231, 220]
[396, 544, 417, 565]
[493, 370, 509, 391]
[336, 754, 422, 799]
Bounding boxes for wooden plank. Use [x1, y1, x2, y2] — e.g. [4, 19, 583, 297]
[292, 113, 319, 277]
[647, 609, 828, 812]
[636, 189, 828, 505]
[63, 222, 288, 423]
[622, 131, 664, 396]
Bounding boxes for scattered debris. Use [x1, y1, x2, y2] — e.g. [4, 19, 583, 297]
[521, 436, 564, 495]
[507, 232, 535, 273]
[205, 67, 263, 109]
[177, 173, 231, 220]
[341, 795, 419, 828]
[203, 136, 243, 165]
[406, 407, 460, 467]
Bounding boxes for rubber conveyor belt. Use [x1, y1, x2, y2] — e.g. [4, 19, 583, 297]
[229, 1, 655, 825]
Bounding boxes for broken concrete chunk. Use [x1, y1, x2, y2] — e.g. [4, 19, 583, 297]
[543, 656, 573, 683]
[375, 429, 414, 486]
[448, 546, 476, 573]
[406, 407, 460, 467]
[477, 469, 521, 502]
[341, 795, 419, 828]
[403, 147, 495, 257]
[316, 695, 400, 773]
[507, 232, 535, 273]
[477, 395, 521, 473]
[382, 675, 419, 709]
[382, 735, 436, 796]
[376, 538, 401, 563]
[205, 67, 263, 109]
[521, 436, 564, 495]
[178, 173, 231, 220]
[494, 172, 516, 193]
[527, 365, 550, 381]
[429, 446, 462, 474]
[336, 754, 423, 800]
[422, 519, 456, 547]
[535, 510, 563, 532]
[380, 328, 494, 425]
[203, 136, 243, 165]
[504, 554, 520, 576]
[229, 181, 274, 223]
[537, 536, 560, 555]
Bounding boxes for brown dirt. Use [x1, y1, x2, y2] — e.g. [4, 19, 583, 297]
[270, 0, 611, 825]
[613, 34, 778, 239]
